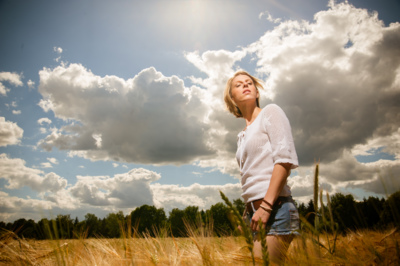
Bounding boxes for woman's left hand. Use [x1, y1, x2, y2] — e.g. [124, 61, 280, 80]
[251, 207, 271, 231]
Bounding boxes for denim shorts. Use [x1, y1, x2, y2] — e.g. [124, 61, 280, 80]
[246, 196, 300, 238]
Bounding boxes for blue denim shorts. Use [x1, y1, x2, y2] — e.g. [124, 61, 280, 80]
[246, 196, 300, 237]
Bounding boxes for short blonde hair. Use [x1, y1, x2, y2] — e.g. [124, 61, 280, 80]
[224, 70, 264, 118]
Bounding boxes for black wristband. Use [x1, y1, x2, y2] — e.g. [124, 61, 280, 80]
[262, 199, 272, 207]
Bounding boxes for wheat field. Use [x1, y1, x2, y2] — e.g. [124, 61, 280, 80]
[1, 228, 399, 265]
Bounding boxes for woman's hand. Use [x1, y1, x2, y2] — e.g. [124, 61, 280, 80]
[251, 207, 271, 231]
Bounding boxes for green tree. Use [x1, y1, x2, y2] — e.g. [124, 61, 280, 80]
[183, 206, 200, 226]
[131, 205, 167, 236]
[233, 198, 245, 216]
[358, 196, 385, 229]
[55, 214, 74, 239]
[330, 193, 358, 232]
[84, 213, 99, 238]
[104, 211, 125, 238]
[168, 208, 185, 237]
[381, 191, 400, 228]
[208, 202, 233, 236]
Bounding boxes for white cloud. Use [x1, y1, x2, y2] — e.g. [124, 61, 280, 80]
[0, 154, 242, 222]
[53, 47, 63, 54]
[0, 154, 67, 193]
[38, 117, 52, 125]
[38, 65, 214, 165]
[69, 168, 160, 208]
[12, 110, 21, 115]
[259, 11, 282, 24]
[0, 192, 56, 222]
[183, 2, 400, 199]
[41, 162, 53, 168]
[27, 79, 35, 89]
[53, 47, 63, 62]
[0, 72, 23, 96]
[243, 2, 400, 167]
[151, 182, 241, 213]
[0, 117, 23, 147]
[47, 157, 59, 165]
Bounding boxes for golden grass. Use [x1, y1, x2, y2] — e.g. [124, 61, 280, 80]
[1, 229, 398, 265]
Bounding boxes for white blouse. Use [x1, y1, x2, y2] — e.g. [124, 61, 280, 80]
[236, 104, 298, 203]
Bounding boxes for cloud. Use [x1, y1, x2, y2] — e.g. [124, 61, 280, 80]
[12, 110, 21, 115]
[38, 65, 214, 165]
[41, 162, 53, 168]
[0, 155, 242, 222]
[0, 72, 23, 96]
[244, 1, 400, 166]
[38, 117, 52, 125]
[0, 117, 23, 147]
[69, 168, 160, 208]
[0, 154, 67, 193]
[53, 47, 63, 54]
[151, 182, 242, 213]
[180, 2, 400, 204]
[0, 191, 56, 222]
[27, 79, 35, 89]
[47, 157, 58, 165]
[259, 11, 282, 24]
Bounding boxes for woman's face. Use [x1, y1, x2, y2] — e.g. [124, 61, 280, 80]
[230, 74, 259, 106]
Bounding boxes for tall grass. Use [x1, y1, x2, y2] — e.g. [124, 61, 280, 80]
[1, 224, 399, 265]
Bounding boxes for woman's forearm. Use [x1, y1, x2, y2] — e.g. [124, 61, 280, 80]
[262, 163, 291, 206]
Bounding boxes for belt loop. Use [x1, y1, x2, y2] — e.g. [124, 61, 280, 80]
[250, 201, 257, 213]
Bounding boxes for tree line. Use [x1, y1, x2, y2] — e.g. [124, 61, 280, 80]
[1, 191, 399, 240]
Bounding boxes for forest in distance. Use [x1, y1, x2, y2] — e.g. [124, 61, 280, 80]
[1, 191, 399, 240]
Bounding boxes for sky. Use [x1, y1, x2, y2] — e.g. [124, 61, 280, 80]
[0, 0, 399, 222]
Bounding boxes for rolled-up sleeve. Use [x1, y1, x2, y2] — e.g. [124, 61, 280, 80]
[263, 104, 299, 169]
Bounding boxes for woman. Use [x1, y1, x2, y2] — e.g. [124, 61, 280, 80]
[224, 70, 299, 264]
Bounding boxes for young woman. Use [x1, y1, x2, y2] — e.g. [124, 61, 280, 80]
[224, 70, 300, 264]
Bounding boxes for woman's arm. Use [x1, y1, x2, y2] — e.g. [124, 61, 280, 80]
[250, 162, 291, 231]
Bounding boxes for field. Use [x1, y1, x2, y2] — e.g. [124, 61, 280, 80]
[1, 228, 399, 265]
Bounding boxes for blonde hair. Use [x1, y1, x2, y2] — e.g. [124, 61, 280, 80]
[224, 70, 264, 118]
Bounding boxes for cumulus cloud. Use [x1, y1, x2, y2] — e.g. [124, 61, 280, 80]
[53, 47, 63, 54]
[0, 191, 56, 222]
[0, 72, 23, 96]
[38, 65, 214, 165]
[41, 162, 53, 168]
[244, 2, 400, 167]
[27, 79, 35, 89]
[185, 2, 400, 190]
[151, 182, 241, 213]
[0, 154, 243, 222]
[70, 168, 161, 208]
[47, 157, 59, 165]
[0, 117, 23, 147]
[0, 154, 67, 192]
[38, 117, 52, 125]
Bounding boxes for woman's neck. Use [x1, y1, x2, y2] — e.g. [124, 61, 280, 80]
[241, 104, 261, 128]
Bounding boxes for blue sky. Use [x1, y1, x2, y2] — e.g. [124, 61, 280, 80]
[1, 0, 400, 222]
